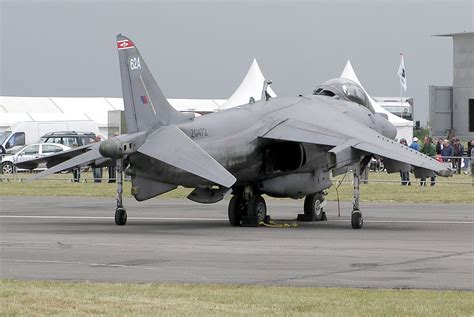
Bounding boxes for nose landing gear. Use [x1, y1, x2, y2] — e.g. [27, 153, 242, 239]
[351, 165, 363, 229]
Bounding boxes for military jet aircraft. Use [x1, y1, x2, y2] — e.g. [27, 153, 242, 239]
[19, 34, 452, 229]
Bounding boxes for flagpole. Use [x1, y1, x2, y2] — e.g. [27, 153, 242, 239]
[399, 53, 403, 118]
[400, 74, 403, 117]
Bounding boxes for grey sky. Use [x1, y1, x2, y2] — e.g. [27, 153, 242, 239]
[1, 0, 473, 124]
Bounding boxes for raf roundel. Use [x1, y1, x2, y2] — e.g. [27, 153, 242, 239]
[117, 40, 135, 50]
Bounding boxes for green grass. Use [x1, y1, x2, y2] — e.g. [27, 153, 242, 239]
[1, 280, 473, 316]
[0, 171, 473, 203]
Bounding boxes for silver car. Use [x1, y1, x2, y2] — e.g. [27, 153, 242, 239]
[1, 143, 70, 174]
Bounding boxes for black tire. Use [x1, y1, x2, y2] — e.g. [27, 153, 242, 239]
[228, 195, 245, 226]
[1, 162, 15, 174]
[247, 195, 267, 223]
[351, 210, 363, 229]
[304, 192, 325, 221]
[115, 207, 127, 225]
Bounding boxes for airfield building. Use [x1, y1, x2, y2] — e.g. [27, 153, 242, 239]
[429, 31, 474, 141]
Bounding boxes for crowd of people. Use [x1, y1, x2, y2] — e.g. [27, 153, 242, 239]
[398, 136, 474, 186]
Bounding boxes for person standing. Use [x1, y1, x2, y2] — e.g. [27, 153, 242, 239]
[108, 132, 119, 183]
[399, 138, 411, 185]
[420, 136, 436, 186]
[409, 137, 420, 151]
[435, 137, 444, 155]
[92, 136, 103, 183]
[452, 138, 464, 174]
[466, 140, 474, 174]
[441, 139, 454, 164]
[71, 142, 81, 183]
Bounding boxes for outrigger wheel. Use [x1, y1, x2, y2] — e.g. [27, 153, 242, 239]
[351, 210, 363, 229]
[115, 207, 127, 226]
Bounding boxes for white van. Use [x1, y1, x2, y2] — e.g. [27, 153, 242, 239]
[0, 120, 99, 153]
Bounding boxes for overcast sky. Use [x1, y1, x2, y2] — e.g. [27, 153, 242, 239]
[1, 0, 473, 124]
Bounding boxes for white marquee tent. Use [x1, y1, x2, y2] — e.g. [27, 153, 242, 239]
[222, 59, 277, 109]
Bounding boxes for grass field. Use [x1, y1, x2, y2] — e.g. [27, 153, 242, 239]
[1, 280, 473, 316]
[1, 171, 472, 203]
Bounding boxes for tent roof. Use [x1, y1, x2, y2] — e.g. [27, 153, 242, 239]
[222, 59, 277, 109]
[340, 60, 413, 127]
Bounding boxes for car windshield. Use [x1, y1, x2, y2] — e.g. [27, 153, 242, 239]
[0, 131, 12, 144]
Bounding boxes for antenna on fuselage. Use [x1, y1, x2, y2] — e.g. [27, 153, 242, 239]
[261, 80, 273, 101]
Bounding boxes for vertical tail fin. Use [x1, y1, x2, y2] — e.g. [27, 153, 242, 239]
[117, 34, 184, 133]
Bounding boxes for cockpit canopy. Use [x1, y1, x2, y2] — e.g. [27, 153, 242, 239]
[313, 78, 373, 112]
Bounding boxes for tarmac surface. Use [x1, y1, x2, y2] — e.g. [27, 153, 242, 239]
[0, 196, 472, 290]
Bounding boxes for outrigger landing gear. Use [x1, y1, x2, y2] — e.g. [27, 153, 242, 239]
[351, 165, 363, 229]
[114, 158, 127, 226]
[228, 187, 267, 227]
[297, 191, 327, 222]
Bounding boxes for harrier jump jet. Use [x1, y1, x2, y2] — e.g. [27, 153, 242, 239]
[20, 34, 452, 229]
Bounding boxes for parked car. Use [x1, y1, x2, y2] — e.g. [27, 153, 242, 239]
[39, 131, 97, 148]
[1, 143, 70, 174]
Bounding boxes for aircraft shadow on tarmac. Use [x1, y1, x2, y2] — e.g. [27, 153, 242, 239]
[17, 218, 425, 235]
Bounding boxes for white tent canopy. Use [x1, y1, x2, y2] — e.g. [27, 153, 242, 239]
[222, 59, 277, 109]
[340, 60, 414, 143]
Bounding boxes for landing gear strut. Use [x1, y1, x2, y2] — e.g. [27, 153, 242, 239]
[228, 187, 267, 227]
[298, 191, 327, 222]
[114, 158, 127, 225]
[351, 165, 363, 229]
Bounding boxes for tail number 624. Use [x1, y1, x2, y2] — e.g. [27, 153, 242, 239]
[130, 57, 141, 70]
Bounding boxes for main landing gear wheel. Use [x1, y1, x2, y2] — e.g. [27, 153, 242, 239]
[228, 195, 246, 226]
[228, 193, 267, 227]
[298, 192, 326, 222]
[247, 195, 267, 224]
[351, 210, 363, 229]
[115, 207, 127, 226]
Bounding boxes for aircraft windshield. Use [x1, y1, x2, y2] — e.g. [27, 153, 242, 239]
[313, 78, 372, 112]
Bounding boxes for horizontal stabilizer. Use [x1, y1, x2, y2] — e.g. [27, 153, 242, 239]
[137, 125, 236, 188]
[28, 146, 102, 180]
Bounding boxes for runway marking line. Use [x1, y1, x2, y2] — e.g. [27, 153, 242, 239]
[0, 215, 472, 224]
[0, 258, 164, 271]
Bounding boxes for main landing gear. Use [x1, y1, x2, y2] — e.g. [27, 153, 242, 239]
[114, 159, 127, 226]
[228, 187, 267, 227]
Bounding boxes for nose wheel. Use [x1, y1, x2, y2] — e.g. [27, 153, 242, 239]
[351, 165, 363, 229]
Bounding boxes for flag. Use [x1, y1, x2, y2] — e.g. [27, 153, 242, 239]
[398, 53, 407, 92]
[117, 40, 134, 50]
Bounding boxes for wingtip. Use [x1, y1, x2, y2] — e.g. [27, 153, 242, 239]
[222, 175, 237, 188]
